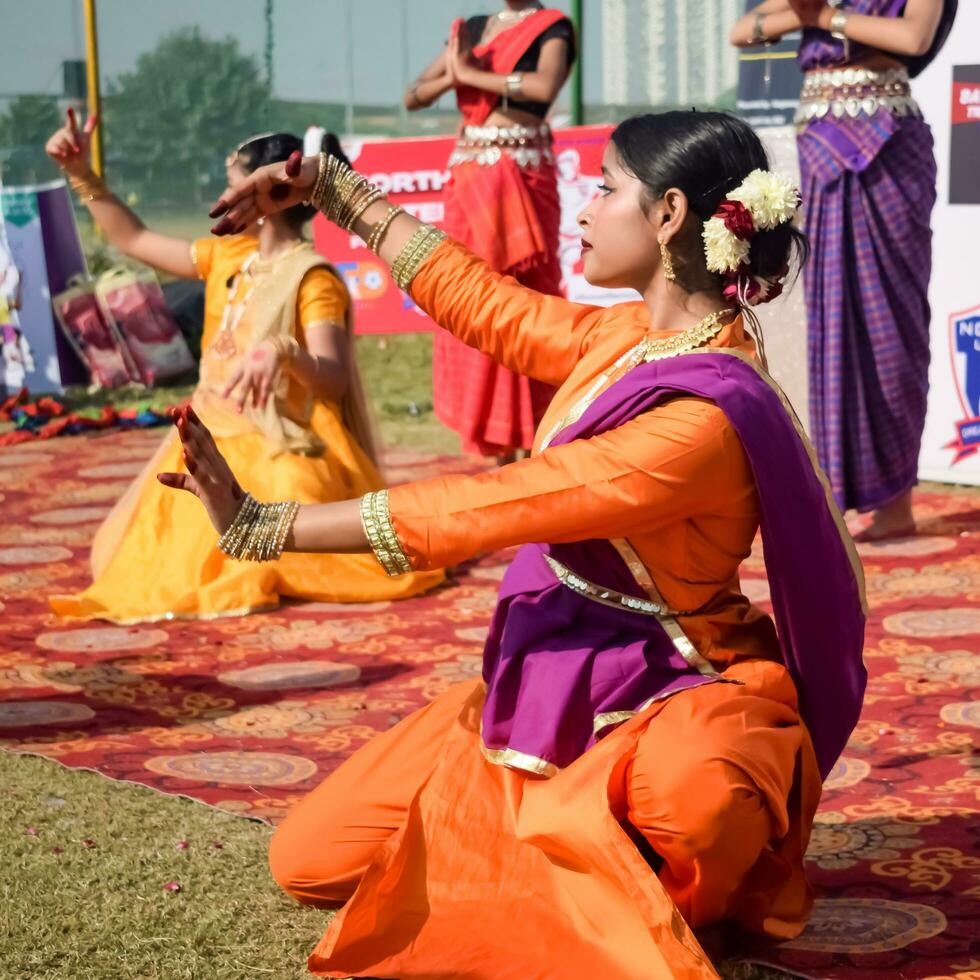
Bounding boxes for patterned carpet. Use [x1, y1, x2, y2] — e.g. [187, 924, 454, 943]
[1, 429, 978, 980]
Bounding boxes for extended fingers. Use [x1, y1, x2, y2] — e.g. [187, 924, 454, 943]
[65, 108, 81, 150]
[212, 198, 256, 236]
[156, 471, 201, 496]
[221, 366, 245, 400]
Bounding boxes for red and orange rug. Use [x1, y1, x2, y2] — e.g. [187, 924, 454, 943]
[1, 429, 977, 979]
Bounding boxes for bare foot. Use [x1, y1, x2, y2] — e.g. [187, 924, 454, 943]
[853, 490, 916, 542]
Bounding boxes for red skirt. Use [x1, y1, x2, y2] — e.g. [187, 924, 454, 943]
[435, 150, 561, 456]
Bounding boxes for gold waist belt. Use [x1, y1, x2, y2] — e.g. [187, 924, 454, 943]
[795, 66, 920, 124]
[449, 123, 553, 168]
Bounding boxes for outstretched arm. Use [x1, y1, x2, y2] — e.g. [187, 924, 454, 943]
[159, 398, 744, 575]
[208, 152, 603, 386]
[45, 110, 196, 279]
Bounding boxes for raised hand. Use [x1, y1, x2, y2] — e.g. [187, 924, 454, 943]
[157, 406, 244, 536]
[221, 340, 283, 413]
[45, 108, 99, 177]
[208, 150, 316, 236]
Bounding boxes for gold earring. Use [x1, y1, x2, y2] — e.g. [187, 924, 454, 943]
[659, 240, 676, 282]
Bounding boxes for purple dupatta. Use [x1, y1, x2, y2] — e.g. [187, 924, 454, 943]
[480, 349, 867, 780]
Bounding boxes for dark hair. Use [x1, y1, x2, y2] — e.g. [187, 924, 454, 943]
[611, 111, 808, 290]
[234, 130, 351, 231]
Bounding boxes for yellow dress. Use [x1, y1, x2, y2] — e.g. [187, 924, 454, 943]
[51, 235, 444, 623]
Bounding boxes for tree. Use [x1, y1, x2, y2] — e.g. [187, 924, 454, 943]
[0, 95, 63, 184]
[106, 28, 270, 203]
[0, 94, 62, 149]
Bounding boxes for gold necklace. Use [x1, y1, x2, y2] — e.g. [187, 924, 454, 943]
[209, 242, 307, 360]
[538, 308, 735, 450]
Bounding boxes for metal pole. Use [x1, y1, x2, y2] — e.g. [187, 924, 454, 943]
[569, 0, 583, 125]
[399, 0, 409, 135]
[345, 0, 355, 135]
[82, 0, 104, 175]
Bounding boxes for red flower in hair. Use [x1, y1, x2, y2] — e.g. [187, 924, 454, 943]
[716, 200, 755, 240]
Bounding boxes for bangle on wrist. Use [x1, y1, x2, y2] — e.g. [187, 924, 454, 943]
[751, 11, 767, 45]
[829, 9, 849, 39]
[68, 170, 111, 202]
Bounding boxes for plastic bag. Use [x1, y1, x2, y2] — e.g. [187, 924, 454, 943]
[51, 277, 136, 389]
[96, 267, 195, 386]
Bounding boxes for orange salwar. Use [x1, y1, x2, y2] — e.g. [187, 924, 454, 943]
[270, 242, 825, 978]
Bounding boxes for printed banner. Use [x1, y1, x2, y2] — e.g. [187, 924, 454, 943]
[0, 179, 87, 394]
[916, 2, 980, 486]
[313, 124, 636, 335]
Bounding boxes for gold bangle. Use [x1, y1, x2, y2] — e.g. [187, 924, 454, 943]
[359, 490, 412, 576]
[390, 224, 447, 291]
[68, 170, 112, 202]
[347, 186, 385, 229]
[217, 492, 299, 562]
[366, 205, 404, 252]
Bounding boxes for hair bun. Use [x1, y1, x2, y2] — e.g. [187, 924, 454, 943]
[701, 169, 802, 306]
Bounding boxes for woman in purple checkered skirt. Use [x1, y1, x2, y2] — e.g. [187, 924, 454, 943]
[733, 0, 956, 540]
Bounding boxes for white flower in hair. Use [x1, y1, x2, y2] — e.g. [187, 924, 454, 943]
[727, 169, 800, 231]
[702, 216, 751, 274]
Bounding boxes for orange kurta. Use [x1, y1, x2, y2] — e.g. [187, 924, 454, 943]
[271, 242, 822, 979]
[51, 236, 443, 623]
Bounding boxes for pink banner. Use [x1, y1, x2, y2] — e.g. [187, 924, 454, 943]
[313, 124, 624, 335]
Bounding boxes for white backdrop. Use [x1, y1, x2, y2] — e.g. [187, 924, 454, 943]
[915, 6, 980, 486]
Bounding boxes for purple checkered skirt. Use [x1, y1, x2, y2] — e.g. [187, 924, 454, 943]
[799, 113, 937, 512]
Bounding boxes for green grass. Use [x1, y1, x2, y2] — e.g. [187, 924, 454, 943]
[0, 752, 325, 980]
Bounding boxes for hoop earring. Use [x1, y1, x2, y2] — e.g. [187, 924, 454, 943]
[659, 240, 676, 282]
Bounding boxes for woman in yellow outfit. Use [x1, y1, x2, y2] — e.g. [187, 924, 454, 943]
[45, 114, 443, 622]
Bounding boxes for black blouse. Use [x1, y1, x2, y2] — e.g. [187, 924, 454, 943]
[464, 15, 577, 118]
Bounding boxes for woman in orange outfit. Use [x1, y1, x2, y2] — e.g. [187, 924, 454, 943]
[44, 118, 442, 622]
[163, 111, 867, 977]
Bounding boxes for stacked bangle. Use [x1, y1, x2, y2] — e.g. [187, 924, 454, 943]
[366, 205, 404, 252]
[217, 492, 300, 562]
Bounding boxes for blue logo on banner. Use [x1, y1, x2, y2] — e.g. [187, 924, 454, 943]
[947, 307, 980, 462]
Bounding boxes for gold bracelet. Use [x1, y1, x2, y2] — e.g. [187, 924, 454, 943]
[217, 492, 299, 562]
[68, 170, 112, 202]
[348, 186, 385, 229]
[311, 155, 388, 233]
[366, 205, 404, 252]
[390, 224, 447, 291]
[305, 152, 330, 207]
[359, 490, 412, 576]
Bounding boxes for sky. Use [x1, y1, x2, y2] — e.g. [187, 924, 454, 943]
[2, 0, 605, 115]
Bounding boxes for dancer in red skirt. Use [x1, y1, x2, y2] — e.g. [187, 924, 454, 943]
[405, 1, 575, 462]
